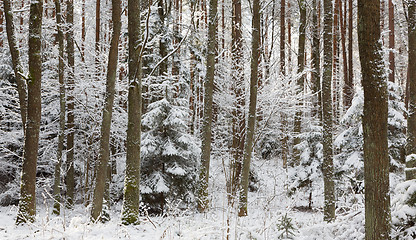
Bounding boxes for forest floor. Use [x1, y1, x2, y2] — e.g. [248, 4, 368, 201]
[0, 159, 366, 240]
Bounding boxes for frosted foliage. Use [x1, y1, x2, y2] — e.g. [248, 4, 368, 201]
[335, 87, 405, 200]
[392, 180, 416, 239]
[141, 79, 200, 213]
[289, 123, 323, 199]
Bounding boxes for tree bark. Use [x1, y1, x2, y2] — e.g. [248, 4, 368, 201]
[122, 0, 142, 225]
[358, 0, 391, 239]
[292, 0, 307, 165]
[406, 0, 416, 180]
[3, 0, 27, 134]
[280, 0, 285, 75]
[53, 0, 66, 216]
[312, 0, 321, 120]
[238, 0, 259, 217]
[91, 0, 121, 222]
[65, 0, 75, 208]
[340, 0, 349, 110]
[198, 0, 218, 212]
[229, 0, 245, 203]
[346, 0, 354, 109]
[16, 0, 43, 224]
[388, 0, 395, 83]
[322, 0, 335, 222]
[96, 0, 101, 76]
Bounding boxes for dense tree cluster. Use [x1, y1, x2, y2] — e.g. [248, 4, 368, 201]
[1, 0, 416, 238]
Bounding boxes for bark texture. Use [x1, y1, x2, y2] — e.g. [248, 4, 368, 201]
[198, 0, 218, 212]
[53, 0, 66, 216]
[292, 0, 307, 165]
[322, 0, 335, 222]
[65, 0, 75, 208]
[238, 0, 259, 217]
[122, 0, 142, 225]
[406, 0, 416, 180]
[16, 0, 43, 224]
[91, 0, 121, 222]
[358, 0, 391, 239]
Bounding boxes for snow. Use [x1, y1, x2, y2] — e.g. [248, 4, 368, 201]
[0, 157, 371, 240]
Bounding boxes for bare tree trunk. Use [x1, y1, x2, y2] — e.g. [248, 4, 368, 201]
[358, 1, 391, 239]
[229, 0, 245, 204]
[312, 0, 321, 120]
[388, 0, 395, 83]
[346, 0, 354, 109]
[91, 0, 121, 222]
[292, 0, 307, 165]
[96, 0, 101, 76]
[81, 0, 86, 62]
[406, 0, 416, 180]
[280, 0, 285, 75]
[198, 0, 218, 213]
[53, 0, 66, 216]
[0, 4, 3, 47]
[340, 0, 349, 110]
[16, 0, 43, 224]
[3, 0, 27, 133]
[322, 0, 335, 223]
[332, 0, 340, 122]
[280, 0, 289, 169]
[238, 0, 259, 217]
[122, 0, 142, 225]
[65, 0, 75, 208]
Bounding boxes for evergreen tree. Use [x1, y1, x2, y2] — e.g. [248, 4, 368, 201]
[141, 80, 200, 214]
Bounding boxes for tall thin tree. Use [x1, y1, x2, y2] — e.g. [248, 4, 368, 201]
[198, 0, 218, 212]
[238, 0, 260, 217]
[122, 0, 142, 225]
[3, 0, 27, 133]
[292, 0, 307, 165]
[52, 0, 66, 215]
[229, 0, 245, 202]
[406, 0, 416, 180]
[358, 0, 391, 239]
[65, 0, 75, 208]
[91, 0, 121, 222]
[16, 0, 43, 224]
[388, 0, 395, 83]
[322, 0, 335, 222]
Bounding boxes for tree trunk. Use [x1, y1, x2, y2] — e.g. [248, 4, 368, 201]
[406, 0, 416, 180]
[91, 0, 121, 222]
[0, 5, 3, 48]
[312, 0, 321, 120]
[358, 1, 391, 239]
[229, 0, 245, 203]
[280, 0, 285, 75]
[3, 0, 27, 134]
[388, 0, 395, 83]
[81, 0, 86, 62]
[346, 0, 354, 109]
[122, 0, 142, 225]
[340, 0, 349, 110]
[65, 0, 75, 208]
[322, 0, 335, 222]
[16, 0, 43, 224]
[292, 0, 307, 165]
[53, 0, 66, 216]
[238, 0, 259, 217]
[197, 0, 218, 212]
[332, 0, 340, 122]
[96, 0, 101, 76]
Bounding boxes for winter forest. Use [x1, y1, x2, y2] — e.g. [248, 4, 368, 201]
[1, 0, 416, 239]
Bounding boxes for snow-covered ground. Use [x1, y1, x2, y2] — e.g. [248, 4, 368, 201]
[0, 159, 366, 240]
